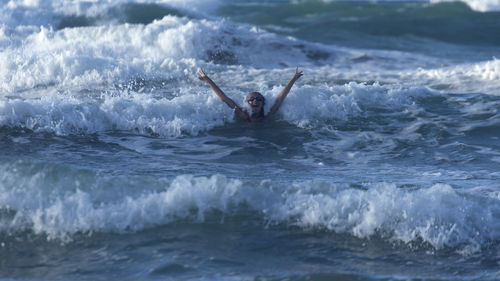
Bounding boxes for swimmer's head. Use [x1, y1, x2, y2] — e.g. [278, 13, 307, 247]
[246, 92, 265, 116]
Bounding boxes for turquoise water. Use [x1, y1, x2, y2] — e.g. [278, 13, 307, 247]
[1, 0, 500, 280]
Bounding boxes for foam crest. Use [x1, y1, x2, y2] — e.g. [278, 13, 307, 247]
[413, 58, 500, 94]
[0, 163, 245, 241]
[275, 82, 431, 127]
[0, 0, 220, 30]
[2, 161, 498, 253]
[0, 13, 327, 93]
[99, 91, 232, 137]
[0, 91, 235, 137]
[269, 181, 500, 252]
[0, 81, 435, 137]
[431, 0, 500, 12]
[319, 0, 500, 12]
[0, 16, 203, 93]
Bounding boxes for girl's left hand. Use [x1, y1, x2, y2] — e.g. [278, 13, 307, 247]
[198, 69, 208, 81]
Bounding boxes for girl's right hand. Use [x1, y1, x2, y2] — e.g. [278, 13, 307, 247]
[293, 66, 303, 80]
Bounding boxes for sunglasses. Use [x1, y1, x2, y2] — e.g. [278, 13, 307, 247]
[247, 97, 264, 102]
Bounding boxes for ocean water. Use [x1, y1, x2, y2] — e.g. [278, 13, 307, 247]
[1, 0, 500, 280]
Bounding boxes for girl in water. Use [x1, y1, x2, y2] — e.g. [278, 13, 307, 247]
[198, 67, 303, 122]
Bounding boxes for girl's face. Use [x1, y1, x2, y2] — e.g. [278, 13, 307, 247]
[247, 93, 265, 114]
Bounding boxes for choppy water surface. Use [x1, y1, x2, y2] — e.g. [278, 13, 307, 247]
[1, 0, 500, 280]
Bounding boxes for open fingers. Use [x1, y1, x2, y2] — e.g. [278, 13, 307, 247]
[295, 66, 303, 78]
[198, 68, 206, 80]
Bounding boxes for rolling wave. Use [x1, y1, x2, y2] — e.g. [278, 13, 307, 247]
[1, 162, 498, 254]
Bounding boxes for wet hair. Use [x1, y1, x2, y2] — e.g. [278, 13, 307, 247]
[247, 92, 265, 117]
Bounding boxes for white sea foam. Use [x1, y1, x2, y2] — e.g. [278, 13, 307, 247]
[0, 81, 431, 136]
[0, 14, 333, 94]
[412, 58, 500, 94]
[275, 82, 431, 127]
[0, 161, 247, 241]
[431, 0, 500, 12]
[0, 16, 202, 93]
[0, 0, 220, 29]
[0, 90, 239, 137]
[1, 162, 498, 252]
[272, 181, 500, 252]
[326, 0, 500, 12]
[2, 0, 497, 99]
[317, 0, 500, 12]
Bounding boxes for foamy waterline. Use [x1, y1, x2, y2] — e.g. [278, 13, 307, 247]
[2, 80, 497, 139]
[0, 82, 435, 137]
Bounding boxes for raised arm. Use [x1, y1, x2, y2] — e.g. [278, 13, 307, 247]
[198, 69, 249, 120]
[268, 67, 303, 115]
